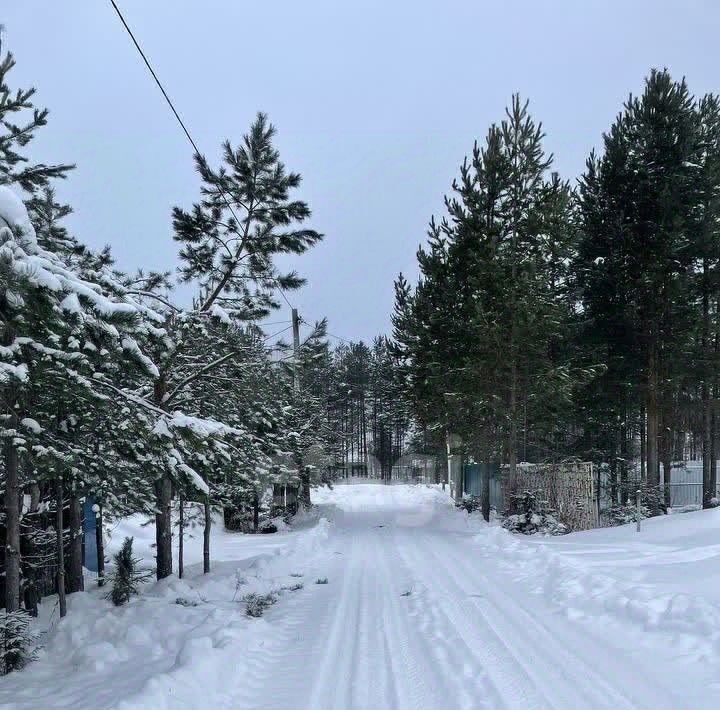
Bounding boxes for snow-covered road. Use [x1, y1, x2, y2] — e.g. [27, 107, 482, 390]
[3, 483, 719, 709]
[222, 484, 692, 710]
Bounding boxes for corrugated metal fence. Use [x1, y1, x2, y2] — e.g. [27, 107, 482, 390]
[597, 461, 720, 509]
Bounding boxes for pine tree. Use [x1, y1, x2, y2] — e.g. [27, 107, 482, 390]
[694, 93, 720, 506]
[108, 537, 149, 606]
[0, 39, 73, 193]
[172, 111, 322, 319]
[392, 97, 592, 518]
[576, 71, 702, 501]
[136, 112, 323, 579]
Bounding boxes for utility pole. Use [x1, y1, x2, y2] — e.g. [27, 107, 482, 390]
[292, 308, 301, 395]
[292, 308, 311, 507]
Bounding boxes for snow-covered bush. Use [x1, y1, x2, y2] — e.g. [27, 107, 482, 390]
[0, 610, 36, 675]
[279, 582, 304, 593]
[243, 592, 278, 618]
[604, 483, 667, 526]
[175, 597, 199, 607]
[107, 537, 151, 606]
[605, 503, 651, 526]
[502, 491, 568, 535]
[457, 496, 482, 514]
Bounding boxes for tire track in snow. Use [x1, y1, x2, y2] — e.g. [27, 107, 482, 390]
[214, 485, 685, 709]
[213, 537, 348, 709]
[426, 532, 681, 709]
[394, 527, 540, 709]
[404, 577, 501, 709]
[370, 524, 459, 710]
[303, 530, 367, 709]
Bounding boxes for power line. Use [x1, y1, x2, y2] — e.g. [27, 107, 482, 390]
[262, 325, 293, 342]
[109, 2, 354, 345]
[109, 0, 201, 156]
[276, 286, 294, 308]
[328, 332, 352, 344]
[257, 319, 292, 326]
[109, 0, 296, 312]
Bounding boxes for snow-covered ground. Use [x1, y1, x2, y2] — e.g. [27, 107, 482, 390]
[2, 484, 719, 709]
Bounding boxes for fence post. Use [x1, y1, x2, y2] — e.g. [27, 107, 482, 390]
[636, 489, 641, 532]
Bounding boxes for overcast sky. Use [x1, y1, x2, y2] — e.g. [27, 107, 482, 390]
[4, 1, 719, 341]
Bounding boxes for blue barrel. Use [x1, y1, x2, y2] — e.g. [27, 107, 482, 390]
[82, 496, 98, 572]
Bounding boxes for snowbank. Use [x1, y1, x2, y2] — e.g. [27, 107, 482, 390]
[0, 512, 333, 709]
[478, 507, 720, 654]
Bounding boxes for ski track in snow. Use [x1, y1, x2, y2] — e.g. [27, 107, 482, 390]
[2, 484, 719, 709]
[207, 485, 713, 710]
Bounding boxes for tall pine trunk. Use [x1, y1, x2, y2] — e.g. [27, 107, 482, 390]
[640, 405, 646, 482]
[96, 504, 105, 587]
[620, 420, 629, 505]
[703, 262, 714, 506]
[299, 466, 311, 507]
[203, 496, 211, 574]
[508, 214, 519, 479]
[154, 474, 173, 580]
[21, 485, 40, 616]
[55, 476, 67, 618]
[646, 351, 660, 491]
[66, 493, 84, 593]
[711, 403, 718, 503]
[711, 300, 719, 503]
[178, 494, 184, 580]
[481, 436, 491, 523]
[661, 426, 673, 509]
[3, 408, 21, 613]
[153, 376, 173, 580]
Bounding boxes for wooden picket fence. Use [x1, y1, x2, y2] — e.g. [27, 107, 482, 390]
[502, 461, 598, 531]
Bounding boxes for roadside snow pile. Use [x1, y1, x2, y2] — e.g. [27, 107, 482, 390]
[0, 514, 334, 710]
[480, 507, 720, 654]
[501, 491, 569, 535]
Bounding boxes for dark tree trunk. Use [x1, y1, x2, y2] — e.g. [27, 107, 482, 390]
[96, 504, 105, 587]
[21, 523, 38, 617]
[704, 264, 714, 507]
[711, 403, 718, 504]
[299, 467, 311, 507]
[661, 433, 672, 510]
[154, 474, 173, 580]
[620, 420, 629, 505]
[481, 462, 491, 523]
[203, 497, 211, 574]
[178, 494, 184, 580]
[253, 491, 259, 533]
[3, 412, 21, 613]
[55, 477, 67, 618]
[609, 456, 618, 506]
[646, 353, 660, 490]
[153, 376, 173, 580]
[640, 404, 646, 482]
[66, 494, 84, 593]
[712, 298, 720, 502]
